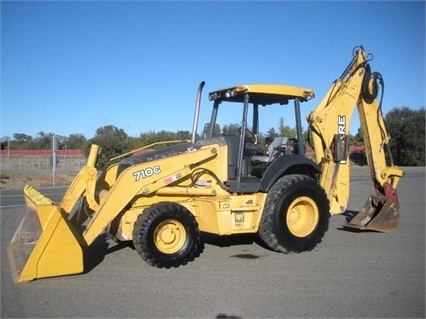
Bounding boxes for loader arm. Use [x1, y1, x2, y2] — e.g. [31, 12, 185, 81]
[81, 144, 219, 245]
[307, 46, 404, 232]
[59, 144, 100, 215]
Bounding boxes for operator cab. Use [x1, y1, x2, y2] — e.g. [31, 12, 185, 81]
[201, 84, 315, 193]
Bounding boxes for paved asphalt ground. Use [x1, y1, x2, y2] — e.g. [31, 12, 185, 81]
[1, 166, 424, 318]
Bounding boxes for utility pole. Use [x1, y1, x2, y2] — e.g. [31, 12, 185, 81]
[7, 136, 10, 170]
[52, 134, 57, 186]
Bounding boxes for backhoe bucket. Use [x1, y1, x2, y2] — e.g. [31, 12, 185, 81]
[342, 194, 400, 233]
[7, 185, 85, 283]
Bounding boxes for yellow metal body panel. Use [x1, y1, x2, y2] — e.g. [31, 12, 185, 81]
[209, 84, 314, 104]
[193, 193, 267, 235]
[59, 166, 98, 213]
[114, 192, 267, 240]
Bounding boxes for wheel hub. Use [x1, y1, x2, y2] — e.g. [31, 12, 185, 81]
[154, 220, 186, 254]
[287, 196, 319, 237]
[158, 227, 176, 244]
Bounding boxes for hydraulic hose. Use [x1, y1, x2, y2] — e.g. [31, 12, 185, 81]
[361, 64, 380, 104]
[361, 67, 394, 166]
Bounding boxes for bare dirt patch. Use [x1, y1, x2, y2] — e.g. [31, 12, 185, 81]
[0, 171, 75, 190]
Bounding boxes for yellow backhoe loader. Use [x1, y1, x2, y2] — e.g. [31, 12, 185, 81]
[7, 46, 404, 283]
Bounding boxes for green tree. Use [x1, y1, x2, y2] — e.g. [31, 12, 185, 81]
[278, 117, 297, 139]
[265, 127, 277, 140]
[280, 125, 297, 140]
[176, 130, 191, 141]
[130, 129, 194, 152]
[385, 107, 425, 166]
[353, 127, 364, 145]
[87, 125, 131, 168]
[222, 123, 240, 136]
[0, 136, 10, 150]
[135, 130, 184, 147]
[34, 131, 53, 149]
[65, 134, 87, 150]
[10, 133, 34, 149]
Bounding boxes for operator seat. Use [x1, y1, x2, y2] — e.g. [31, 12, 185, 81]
[250, 136, 288, 179]
[251, 136, 288, 164]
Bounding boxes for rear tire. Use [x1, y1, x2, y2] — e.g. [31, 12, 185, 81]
[259, 174, 330, 253]
[133, 202, 200, 268]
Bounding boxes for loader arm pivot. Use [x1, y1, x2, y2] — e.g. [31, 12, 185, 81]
[60, 144, 100, 215]
[307, 46, 404, 232]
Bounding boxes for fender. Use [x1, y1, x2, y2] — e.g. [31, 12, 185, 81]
[258, 155, 321, 192]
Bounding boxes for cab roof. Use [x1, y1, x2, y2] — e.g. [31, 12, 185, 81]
[208, 84, 315, 105]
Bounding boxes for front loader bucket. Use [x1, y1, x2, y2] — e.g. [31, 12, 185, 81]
[342, 194, 400, 233]
[7, 185, 85, 283]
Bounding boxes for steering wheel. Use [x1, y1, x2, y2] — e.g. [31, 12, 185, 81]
[239, 127, 256, 144]
[245, 128, 256, 144]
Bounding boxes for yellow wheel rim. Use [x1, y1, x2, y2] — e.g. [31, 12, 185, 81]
[286, 196, 319, 237]
[154, 220, 186, 254]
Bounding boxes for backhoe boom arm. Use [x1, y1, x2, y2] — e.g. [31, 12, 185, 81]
[307, 46, 404, 232]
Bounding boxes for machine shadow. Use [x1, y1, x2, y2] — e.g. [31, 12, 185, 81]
[338, 210, 375, 233]
[342, 209, 360, 222]
[82, 231, 277, 274]
[83, 234, 129, 274]
[201, 232, 273, 252]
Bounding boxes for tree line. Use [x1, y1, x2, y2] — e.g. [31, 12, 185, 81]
[1, 107, 424, 166]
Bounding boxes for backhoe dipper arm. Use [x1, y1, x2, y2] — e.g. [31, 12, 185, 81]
[307, 46, 404, 232]
[358, 89, 404, 192]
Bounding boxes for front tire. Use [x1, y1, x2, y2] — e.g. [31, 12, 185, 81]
[133, 202, 200, 268]
[259, 174, 330, 253]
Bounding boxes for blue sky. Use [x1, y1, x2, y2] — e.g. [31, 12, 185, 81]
[1, 1, 425, 139]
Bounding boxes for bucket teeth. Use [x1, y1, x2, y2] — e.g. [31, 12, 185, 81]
[24, 185, 53, 206]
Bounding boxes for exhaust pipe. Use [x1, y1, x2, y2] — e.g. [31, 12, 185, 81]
[191, 81, 206, 143]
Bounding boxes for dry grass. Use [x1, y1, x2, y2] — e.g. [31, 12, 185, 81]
[0, 171, 76, 189]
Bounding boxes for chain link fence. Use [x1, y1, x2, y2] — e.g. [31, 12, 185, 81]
[0, 155, 85, 174]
